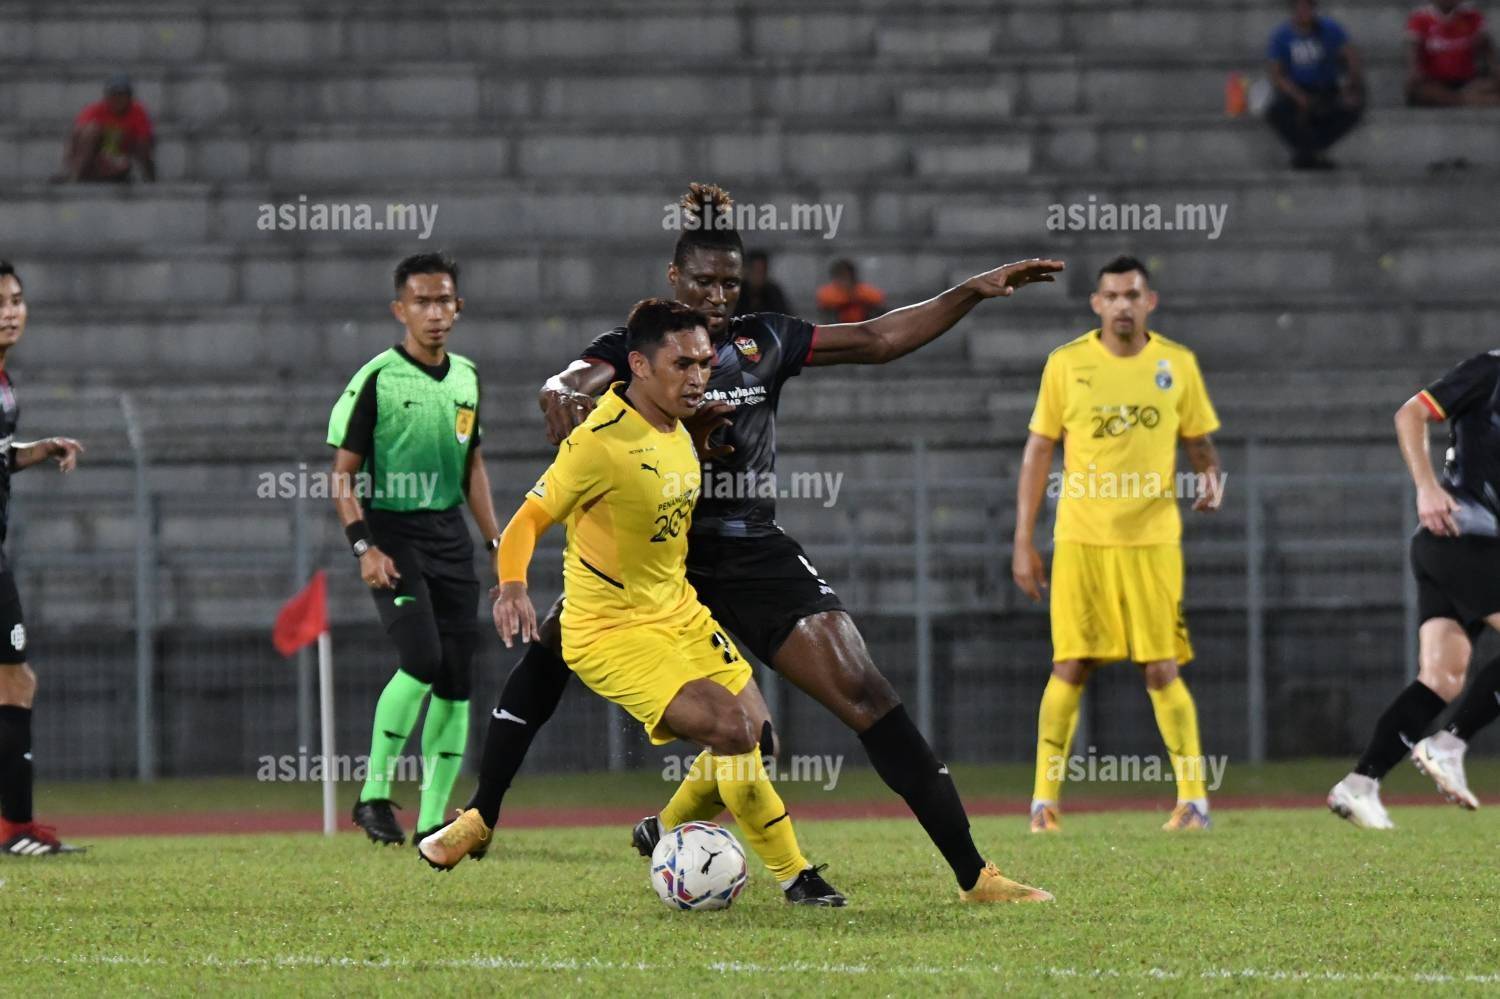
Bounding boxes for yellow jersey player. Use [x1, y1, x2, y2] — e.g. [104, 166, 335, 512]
[1012, 256, 1223, 833]
[423, 298, 894, 903]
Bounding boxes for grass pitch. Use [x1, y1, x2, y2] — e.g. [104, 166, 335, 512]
[7, 800, 1500, 995]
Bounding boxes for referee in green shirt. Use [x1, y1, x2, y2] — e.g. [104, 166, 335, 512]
[327, 253, 502, 847]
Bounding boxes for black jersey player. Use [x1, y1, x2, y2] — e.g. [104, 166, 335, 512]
[0, 262, 86, 857]
[1330, 349, 1500, 826]
[428, 185, 1062, 902]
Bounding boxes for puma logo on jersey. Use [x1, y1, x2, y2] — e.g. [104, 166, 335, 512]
[640, 462, 660, 477]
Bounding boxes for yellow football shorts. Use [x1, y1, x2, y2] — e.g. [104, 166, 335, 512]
[1048, 541, 1193, 665]
[564, 601, 753, 745]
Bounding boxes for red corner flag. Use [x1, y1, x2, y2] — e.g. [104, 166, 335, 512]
[273, 570, 327, 657]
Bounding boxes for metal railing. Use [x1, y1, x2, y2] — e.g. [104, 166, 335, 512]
[14, 434, 1423, 780]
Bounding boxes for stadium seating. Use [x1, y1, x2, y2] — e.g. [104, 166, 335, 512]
[3, 0, 1484, 773]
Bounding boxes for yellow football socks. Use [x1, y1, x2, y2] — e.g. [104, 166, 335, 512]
[659, 749, 723, 829]
[1032, 675, 1083, 803]
[713, 750, 808, 884]
[1148, 678, 1207, 802]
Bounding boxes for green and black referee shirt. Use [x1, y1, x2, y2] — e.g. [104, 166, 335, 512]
[327, 345, 482, 514]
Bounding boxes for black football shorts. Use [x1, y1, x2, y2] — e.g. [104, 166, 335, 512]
[1411, 529, 1500, 635]
[686, 530, 845, 665]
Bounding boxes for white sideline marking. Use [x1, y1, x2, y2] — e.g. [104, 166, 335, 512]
[18, 955, 1500, 984]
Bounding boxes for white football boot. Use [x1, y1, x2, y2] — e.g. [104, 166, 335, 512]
[1327, 773, 1395, 829]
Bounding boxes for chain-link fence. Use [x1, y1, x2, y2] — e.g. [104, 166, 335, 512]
[17, 423, 1441, 781]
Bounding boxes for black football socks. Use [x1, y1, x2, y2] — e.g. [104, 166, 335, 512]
[467, 642, 571, 827]
[859, 704, 985, 891]
[0, 705, 33, 824]
[1354, 681, 1446, 779]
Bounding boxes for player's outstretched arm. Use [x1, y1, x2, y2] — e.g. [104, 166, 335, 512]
[1012, 432, 1056, 602]
[1397, 394, 1458, 536]
[1184, 435, 1224, 513]
[538, 359, 615, 445]
[806, 258, 1064, 367]
[11, 436, 83, 472]
[494, 499, 555, 647]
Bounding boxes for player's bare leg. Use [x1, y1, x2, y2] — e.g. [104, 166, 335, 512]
[771, 611, 1049, 901]
[1410, 613, 1500, 810]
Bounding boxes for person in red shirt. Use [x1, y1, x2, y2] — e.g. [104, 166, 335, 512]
[1407, 1, 1500, 105]
[61, 74, 156, 182]
[816, 259, 886, 324]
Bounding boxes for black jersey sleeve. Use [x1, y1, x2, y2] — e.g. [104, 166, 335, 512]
[1424, 351, 1500, 421]
[472, 366, 483, 448]
[760, 313, 819, 384]
[335, 370, 380, 457]
[578, 326, 631, 382]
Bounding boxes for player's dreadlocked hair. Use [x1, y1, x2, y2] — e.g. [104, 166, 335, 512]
[672, 182, 743, 266]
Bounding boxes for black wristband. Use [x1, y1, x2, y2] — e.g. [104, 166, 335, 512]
[344, 521, 372, 557]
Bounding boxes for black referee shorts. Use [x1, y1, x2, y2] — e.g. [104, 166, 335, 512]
[1411, 528, 1500, 636]
[686, 530, 845, 665]
[365, 508, 479, 636]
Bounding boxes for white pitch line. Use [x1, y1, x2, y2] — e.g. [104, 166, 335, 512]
[17, 954, 1500, 985]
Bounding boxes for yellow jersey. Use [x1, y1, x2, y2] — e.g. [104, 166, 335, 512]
[524, 384, 702, 645]
[1027, 330, 1220, 547]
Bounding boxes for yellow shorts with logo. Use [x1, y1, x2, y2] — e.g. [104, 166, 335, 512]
[1049, 541, 1193, 665]
[563, 601, 752, 746]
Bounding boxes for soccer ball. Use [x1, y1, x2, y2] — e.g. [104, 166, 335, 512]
[649, 821, 748, 911]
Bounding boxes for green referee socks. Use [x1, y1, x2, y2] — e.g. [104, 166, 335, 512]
[419, 695, 470, 831]
[359, 669, 431, 803]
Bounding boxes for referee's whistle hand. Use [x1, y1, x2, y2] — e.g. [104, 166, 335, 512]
[360, 548, 400, 589]
[1012, 541, 1048, 602]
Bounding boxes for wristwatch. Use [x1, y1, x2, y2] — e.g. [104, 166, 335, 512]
[351, 538, 370, 558]
[486, 537, 501, 553]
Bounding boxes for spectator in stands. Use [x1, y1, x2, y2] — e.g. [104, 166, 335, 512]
[59, 74, 156, 183]
[1264, 0, 1366, 169]
[1406, 0, 1500, 106]
[816, 259, 885, 324]
[733, 250, 794, 317]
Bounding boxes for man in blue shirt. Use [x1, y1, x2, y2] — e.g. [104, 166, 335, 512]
[1265, 0, 1367, 168]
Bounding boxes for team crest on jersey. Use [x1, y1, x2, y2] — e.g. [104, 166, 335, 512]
[1155, 360, 1173, 390]
[733, 336, 761, 363]
[9, 624, 24, 651]
[454, 404, 476, 443]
